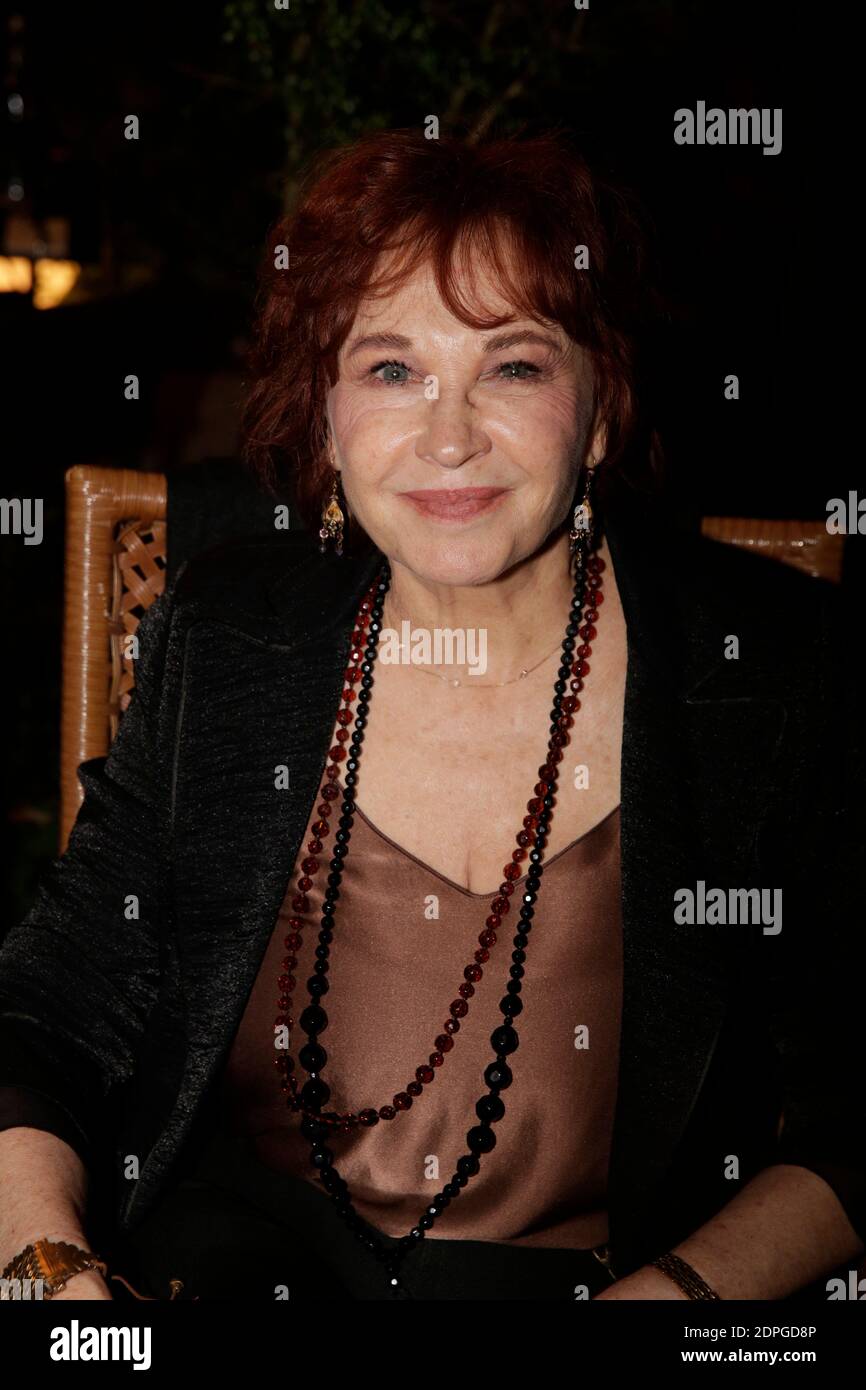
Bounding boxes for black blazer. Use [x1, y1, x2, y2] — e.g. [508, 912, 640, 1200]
[1, 488, 863, 1282]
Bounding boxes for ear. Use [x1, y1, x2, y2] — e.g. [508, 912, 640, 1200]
[322, 397, 341, 474]
[323, 430, 339, 473]
[586, 416, 608, 470]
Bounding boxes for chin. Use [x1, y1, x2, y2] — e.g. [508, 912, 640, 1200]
[388, 530, 524, 587]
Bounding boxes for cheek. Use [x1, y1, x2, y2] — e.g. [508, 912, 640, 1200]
[329, 387, 412, 474]
[487, 383, 590, 489]
[509, 385, 592, 525]
[490, 381, 586, 445]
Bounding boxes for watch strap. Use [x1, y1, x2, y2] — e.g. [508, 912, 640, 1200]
[1, 1238, 108, 1298]
[651, 1251, 721, 1300]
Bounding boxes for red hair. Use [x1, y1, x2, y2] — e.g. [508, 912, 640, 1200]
[241, 127, 663, 534]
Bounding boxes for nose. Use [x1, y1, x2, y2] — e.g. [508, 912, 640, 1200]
[414, 388, 491, 470]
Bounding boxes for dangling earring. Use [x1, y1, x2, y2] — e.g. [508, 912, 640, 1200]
[319, 473, 345, 556]
[569, 463, 596, 565]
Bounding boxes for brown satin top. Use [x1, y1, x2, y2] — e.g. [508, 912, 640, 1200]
[219, 788, 624, 1251]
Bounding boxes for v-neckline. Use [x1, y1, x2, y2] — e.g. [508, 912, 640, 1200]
[335, 782, 621, 900]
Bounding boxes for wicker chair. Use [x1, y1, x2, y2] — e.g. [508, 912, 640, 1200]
[61, 466, 168, 850]
[59, 465, 845, 851]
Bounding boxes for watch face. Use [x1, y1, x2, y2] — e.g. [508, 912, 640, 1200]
[37, 1242, 81, 1284]
[39, 1248, 66, 1280]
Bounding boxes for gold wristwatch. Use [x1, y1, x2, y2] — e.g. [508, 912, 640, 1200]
[1, 1239, 108, 1299]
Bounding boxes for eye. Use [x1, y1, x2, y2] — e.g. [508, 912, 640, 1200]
[497, 359, 541, 380]
[368, 356, 544, 386]
[370, 359, 412, 385]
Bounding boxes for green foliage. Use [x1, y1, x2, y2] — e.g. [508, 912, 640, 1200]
[129, 0, 679, 286]
[218, 0, 600, 210]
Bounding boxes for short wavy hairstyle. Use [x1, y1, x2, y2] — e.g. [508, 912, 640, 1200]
[241, 127, 664, 535]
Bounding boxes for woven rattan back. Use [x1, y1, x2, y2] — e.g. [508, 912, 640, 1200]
[61, 466, 167, 850]
[701, 516, 843, 583]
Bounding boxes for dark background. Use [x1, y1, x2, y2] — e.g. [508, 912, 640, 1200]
[0, 1, 835, 918]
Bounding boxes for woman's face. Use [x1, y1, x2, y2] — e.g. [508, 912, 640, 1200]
[326, 255, 602, 587]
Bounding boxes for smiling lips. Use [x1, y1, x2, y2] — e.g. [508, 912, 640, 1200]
[399, 486, 509, 520]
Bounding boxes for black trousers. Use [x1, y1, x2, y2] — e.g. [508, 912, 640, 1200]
[104, 1124, 616, 1302]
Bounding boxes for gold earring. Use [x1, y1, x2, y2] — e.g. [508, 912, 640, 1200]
[319, 473, 345, 556]
[569, 463, 596, 562]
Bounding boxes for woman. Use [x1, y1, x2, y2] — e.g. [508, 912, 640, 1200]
[0, 130, 862, 1303]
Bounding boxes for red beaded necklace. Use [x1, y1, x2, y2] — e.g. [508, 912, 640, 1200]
[271, 534, 604, 1295]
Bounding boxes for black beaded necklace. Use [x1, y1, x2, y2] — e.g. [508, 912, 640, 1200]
[273, 526, 604, 1297]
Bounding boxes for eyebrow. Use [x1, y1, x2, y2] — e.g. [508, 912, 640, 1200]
[345, 328, 562, 358]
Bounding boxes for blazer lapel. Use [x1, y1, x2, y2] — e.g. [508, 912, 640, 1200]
[169, 539, 382, 1106]
[603, 498, 786, 1267]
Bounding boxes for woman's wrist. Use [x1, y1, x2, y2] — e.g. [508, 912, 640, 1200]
[0, 1230, 106, 1301]
[50, 1267, 112, 1301]
[0, 1127, 90, 1270]
[0, 1226, 90, 1275]
[593, 1263, 692, 1300]
[593, 1249, 723, 1300]
[651, 1250, 721, 1300]
[596, 1166, 865, 1300]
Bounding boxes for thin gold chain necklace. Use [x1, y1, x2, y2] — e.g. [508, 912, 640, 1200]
[379, 596, 567, 688]
[398, 640, 562, 687]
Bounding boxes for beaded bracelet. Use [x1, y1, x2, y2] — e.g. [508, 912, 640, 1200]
[651, 1252, 721, 1300]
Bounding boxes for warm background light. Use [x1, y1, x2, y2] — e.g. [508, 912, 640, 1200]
[33, 258, 81, 310]
[0, 256, 82, 308]
[0, 256, 32, 293]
